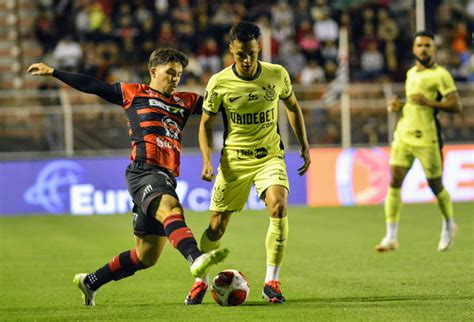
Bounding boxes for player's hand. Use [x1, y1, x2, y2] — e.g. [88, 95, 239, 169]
[297, 147, 311, 176]
[201, 162, 215, 182]
[387, 95, 402, 112]
[409, 93, 429, 106]
[27, 63, 54, 76]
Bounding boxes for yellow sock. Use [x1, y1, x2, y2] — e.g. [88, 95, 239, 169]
[385, 187, 401, 223]
[200, 229, 221, 253]
[265, 216, 288, 267]
[436, 188, 454, 220]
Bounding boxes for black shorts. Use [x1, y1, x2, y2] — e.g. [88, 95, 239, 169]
[126, 162, 179, 237]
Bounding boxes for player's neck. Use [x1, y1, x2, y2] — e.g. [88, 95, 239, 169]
[148, 84, 172, 97]
[415, 60, 435, 71]
[233, 62, 261, 80]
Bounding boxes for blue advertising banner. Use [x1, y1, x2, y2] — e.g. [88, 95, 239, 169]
[0, 152, 307, 216]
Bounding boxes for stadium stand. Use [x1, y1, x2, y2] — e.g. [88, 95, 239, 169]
[0, 0, 472, 155]
[9, 0, 471, 88]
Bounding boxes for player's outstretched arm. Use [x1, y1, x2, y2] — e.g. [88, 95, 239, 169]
[198, 112, 216, 182]
[282, 93, 311, 176]
[27, 62, 121, 105]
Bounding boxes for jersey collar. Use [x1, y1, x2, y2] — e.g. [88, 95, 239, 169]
[416, 62, 437, 72]
[232, 61, 262, 81]
[147, 85, 173, 98]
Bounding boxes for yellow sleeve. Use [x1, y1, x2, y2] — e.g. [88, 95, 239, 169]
[439, 68, 457, 96]
[203, 74, 223, 114]
[279, 65, 293, 100]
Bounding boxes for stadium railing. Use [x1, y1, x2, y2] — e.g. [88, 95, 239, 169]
[0, 82, 472, 160]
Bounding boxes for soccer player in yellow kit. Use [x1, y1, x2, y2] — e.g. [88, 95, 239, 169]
[376, 31, 462, 253]
[184, 21, 311, 305]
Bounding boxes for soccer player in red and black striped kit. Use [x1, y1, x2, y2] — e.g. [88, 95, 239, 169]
[27, 48, 229, 306]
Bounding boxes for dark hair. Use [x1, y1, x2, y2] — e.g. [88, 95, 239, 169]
[229, 21, 261, 42]
[413, 30, 435, 41]
[148, 48, 188, 69]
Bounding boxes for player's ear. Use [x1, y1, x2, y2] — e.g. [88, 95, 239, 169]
[150, 66, 157, 79]
[258, 41, 262, 52]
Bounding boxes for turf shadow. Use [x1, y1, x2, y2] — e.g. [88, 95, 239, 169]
[287, 294, 474, 304]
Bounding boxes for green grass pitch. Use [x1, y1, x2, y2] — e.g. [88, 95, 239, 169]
[1, 203, 473, 321]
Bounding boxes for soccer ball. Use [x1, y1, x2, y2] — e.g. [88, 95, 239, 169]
[210, 269, 250, 306]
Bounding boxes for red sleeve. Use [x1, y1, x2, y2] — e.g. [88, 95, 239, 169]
[181, 92, 202, 114]
[120, 83, 141, 109]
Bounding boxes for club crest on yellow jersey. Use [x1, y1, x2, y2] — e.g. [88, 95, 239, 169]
[263, 84, 276, 101]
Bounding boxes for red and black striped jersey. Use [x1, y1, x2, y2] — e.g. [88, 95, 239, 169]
[51, 70, 202, 176]
[119, 83, 202, 177]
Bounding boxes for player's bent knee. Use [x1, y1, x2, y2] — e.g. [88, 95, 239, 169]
[139, 257, 158, 267]
[389, 176, 404, 188]
[136, 250, 160, 267]
[155, 195, 184, 222]
[135, 236, 166, 267]
[389, 166, 408, 188]
[389, 179, 403, 188]
[428, 177, 444, 195]
[268, 200, 287, 218]
[207, 211, 231, 240]
[207, 224, 226, 240]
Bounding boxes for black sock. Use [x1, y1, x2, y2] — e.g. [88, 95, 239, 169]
[84, 248, 146, 291]
[163, 214, 202, 264]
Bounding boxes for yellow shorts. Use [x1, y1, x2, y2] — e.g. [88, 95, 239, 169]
[210, 154, 290, 212]
[390, 139, 443, 179]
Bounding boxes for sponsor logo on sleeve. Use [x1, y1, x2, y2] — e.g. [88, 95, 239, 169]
[208, 89, 218, 109]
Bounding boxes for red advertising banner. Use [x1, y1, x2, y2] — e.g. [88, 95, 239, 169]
[308, 145, 474, 206]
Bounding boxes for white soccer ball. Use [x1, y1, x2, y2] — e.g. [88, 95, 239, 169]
[210, 269, 250, 306]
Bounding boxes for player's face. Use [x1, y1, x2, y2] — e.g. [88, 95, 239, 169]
[229, 38, 261, 77]
[150, 62, 183, 96]
[413, 36, 435, 66]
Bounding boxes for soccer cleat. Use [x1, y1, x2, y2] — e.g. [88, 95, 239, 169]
[437, 223, 458, 252]
[190, 248, 229, 278]
[375, 237, 399, 252]
[262, 280, 285, 304]
[184, 281, 208, 305]
[73, 273, 96, 306]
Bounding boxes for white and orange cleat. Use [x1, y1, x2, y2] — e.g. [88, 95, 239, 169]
[375, 237, 399, 253]
[184, 281, 208, 305]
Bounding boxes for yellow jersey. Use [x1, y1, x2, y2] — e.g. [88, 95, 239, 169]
[203, 61, 292, 159]
[395, 64, 457, 146]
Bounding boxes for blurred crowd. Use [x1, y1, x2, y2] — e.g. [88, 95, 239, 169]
[35, 0, 473, 86]
[22, 0, 472, 151]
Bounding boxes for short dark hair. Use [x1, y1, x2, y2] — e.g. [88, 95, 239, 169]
[148, 48, 188, 69]
[413, 30, 435, 41]
[230, 21, 261, 42]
